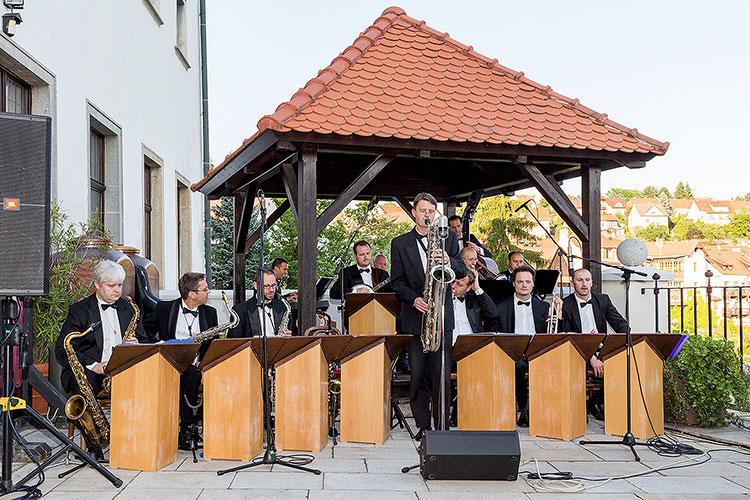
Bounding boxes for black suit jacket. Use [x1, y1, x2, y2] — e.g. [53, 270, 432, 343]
[142, 298, 218, 359]
[330, 265, 390, 300]
[228, 297, 297, 338]
[560, 292, 629, 334]
[493, 295, 550, 334]
[390, 227, 466, 335]
[54, 294, 148, 376]
[457, 291, 498, 333]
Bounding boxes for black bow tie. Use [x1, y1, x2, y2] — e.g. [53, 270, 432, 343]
[580, 300, 592, 308]
[262, 302, 273, 309]
[102, 302, 117, 311]
[182, 307, 198, 317]
[517, 301, 530, 307]
[416, 232, 427, 240]
[455, 296, 465, 303]
[358, 268, 370, 273]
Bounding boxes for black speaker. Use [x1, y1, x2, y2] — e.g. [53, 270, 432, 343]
[420, 430, 520, 480]
[0, 112, 52, 296]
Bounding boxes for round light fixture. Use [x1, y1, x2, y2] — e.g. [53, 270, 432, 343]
[617, 238, 648, 267]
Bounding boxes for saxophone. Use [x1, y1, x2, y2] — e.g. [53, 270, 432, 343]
[64, 321, 110, 449]
[100, 297, 140, 397]
[191, 292, 240, 341]
[421, 219, 456, 352]
[276, 296, 292, 336]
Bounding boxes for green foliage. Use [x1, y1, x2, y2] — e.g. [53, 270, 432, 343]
[729, 209, 750, 239]
[467, 195, 546, 269]
[664, 335, 750, 427]
[733, 192, 750, 202]
[209, 197, 264, 290]
[641, 185, 659, 198]
[670, 291, 738, 338]
[32, 203, 112, 363]
[674, 182, 694, 199]
[605, 188, 642, 203]
[669, 215, 729, 242]
[634, 223, 669, 242]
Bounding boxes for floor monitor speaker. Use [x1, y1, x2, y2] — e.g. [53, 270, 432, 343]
[420, 430, 520, 480]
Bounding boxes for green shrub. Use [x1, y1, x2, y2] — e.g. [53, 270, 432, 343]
[664, 334, 750, 427]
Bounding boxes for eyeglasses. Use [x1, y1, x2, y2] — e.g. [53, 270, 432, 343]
[262, 284, 276, 290]
[192, 288, 210, 293]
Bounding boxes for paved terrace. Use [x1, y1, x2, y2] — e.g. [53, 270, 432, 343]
[9, 415, 750, 499]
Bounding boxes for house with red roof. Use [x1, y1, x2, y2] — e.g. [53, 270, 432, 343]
[628, 202, 668, 230]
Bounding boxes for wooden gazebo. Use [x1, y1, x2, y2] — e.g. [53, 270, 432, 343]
[194, 6, 668, 332]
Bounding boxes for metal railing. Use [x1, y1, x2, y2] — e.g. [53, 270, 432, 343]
[642, 270, 749, 361]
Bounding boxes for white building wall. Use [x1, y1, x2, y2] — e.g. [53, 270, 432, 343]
[2, 1, 205, 290]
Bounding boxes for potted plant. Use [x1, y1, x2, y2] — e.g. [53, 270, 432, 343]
[664, 334, 750, 427]
[31, 204, 110, 411]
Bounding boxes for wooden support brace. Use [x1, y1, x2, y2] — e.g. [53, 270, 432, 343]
[243, 199, 290, 252]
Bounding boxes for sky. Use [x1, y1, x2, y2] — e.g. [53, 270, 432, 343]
[206, 1, 749, 200]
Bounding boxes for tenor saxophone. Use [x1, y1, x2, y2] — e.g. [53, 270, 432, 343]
[421, 220, 456, 352]
[63, 321, 110, 449]
[276, 296, 292, 336]
[191, 292, 240, 341]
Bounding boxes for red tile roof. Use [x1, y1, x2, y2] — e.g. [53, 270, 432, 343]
[199, 6, 668, 190]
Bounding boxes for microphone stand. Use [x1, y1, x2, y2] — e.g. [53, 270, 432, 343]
[327, 197, 378, 334]
[574, 255, 648, 461]
[438, 222, 449, 431]
[218, 189, 320, 476]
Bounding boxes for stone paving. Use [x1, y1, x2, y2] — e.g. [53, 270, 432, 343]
[6, 416, 750, 499]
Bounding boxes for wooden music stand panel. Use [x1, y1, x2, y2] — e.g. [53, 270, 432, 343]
[457, 342, 516, 431]
[340, 341, 391, 445]
[203, 346, 263, 461]
[275, 342, 328, 452]
[348, 297, 396, 336]
[528, 340, 586, 441]
[604, 337, 665, 439]
[110, 353, 179, 471]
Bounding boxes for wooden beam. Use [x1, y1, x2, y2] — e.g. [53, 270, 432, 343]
[297, 147, 318, 333]
[234, 183, 256, 254]
[582, 164, 602, 293]
[316, 154, 395, 235]
[512, 158, 588, 241]
[393, 196, 416, 222]
[281, 162, 299, 226]
[233, 188, 253, 306]
[445, 198, 457, 218]
[243, 199, 290, 252]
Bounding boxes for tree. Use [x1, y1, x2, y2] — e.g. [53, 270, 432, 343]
[674, 182, 694, 199]
[605, 188, 641, 203]
[466, 195, 545, 269]
[634, 223, 669, 242]
[658, 186, 671, 198]
[729, 209, 750, 239]
[210, 197, 265, 290]
[641, 185, 659, 198]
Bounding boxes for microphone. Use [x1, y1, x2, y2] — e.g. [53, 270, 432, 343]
[424, 217, 431, 226]
[367, 196, 379, 211]
[437, 215, 449, 239]
[514, 199, 532, 213]
[90, 321, 103, 331]
[257, 188, 266, 218]
[567, 241, 575, 276]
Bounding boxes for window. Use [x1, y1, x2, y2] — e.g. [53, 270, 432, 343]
[90, 129, 106, 226]
[0, 66, 30, 113]
[144, 163, 152, 259]
[175, 0, 190, 68]
[176, 180, 192, 277]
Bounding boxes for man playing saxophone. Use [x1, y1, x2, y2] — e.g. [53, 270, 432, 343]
[228, 267, 295, 338]
[390, 192, 465, 438]
[143, 272, 218, 449]
[55, 260, 147, 398]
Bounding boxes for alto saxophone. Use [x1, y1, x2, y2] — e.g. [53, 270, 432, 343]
[64, 321, 110, 449]
[100, 296, 140, 397]
[421, 219, 456, 352]
[191, 292, 240, 341]
[276, 296, 292, 336]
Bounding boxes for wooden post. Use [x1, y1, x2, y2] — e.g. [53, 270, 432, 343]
[298, 147, 318, 333]
[445, 199, 457, 218]
[233, 187, 254, 305]
[581, 164, 602, 293]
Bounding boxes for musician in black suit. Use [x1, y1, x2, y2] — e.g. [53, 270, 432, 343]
[561, 268, 629, 420]
[143, 272, 218, 449]
[271, 257, 297, 302]
[448, 215, 492, 258]
[499, 251, 525, 280]
[229, 268, 295, 338]
[494, 265, 560, 427]
[451, 269, 498, 342]
[55, 261, 148, 398]
[330, 240, 390, 299]
[390, 193, 466, 437]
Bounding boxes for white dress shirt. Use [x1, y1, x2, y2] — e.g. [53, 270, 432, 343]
[357, 265, 374, 287]
[174, 300, 199, 340]
[416, 231, 428, 271]
[87, 298, 123, 370]
[260, 302, 278, 336]
[452, 295, 473, 345]
[576, 294, 598, 334]
[513, 294, 535, 334]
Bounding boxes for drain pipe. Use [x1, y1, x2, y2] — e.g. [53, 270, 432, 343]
[199, 0, 212, 284]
